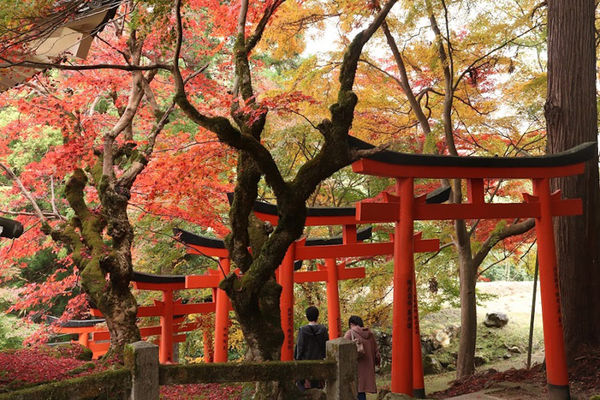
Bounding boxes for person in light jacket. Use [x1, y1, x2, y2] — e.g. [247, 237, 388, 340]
[343, 315, 380, 400]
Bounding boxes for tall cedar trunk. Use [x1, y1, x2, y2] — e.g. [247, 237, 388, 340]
[545, 0, 600, 362]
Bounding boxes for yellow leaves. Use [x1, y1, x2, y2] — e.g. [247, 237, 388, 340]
[256, 0, 323, 59]
[226, 317, 247, 359]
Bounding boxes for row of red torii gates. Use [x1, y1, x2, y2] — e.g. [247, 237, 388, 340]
[59, 137, 594, 399]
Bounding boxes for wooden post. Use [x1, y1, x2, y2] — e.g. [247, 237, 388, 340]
[126, 341, 159, 400]
[411, 266, 425, 398]
[325, 338, 358, 400]
[159, 289, 174, 363]
[78, 332, 89, 347]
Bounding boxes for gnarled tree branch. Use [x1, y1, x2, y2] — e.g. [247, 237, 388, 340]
[471, 218, 535, 268]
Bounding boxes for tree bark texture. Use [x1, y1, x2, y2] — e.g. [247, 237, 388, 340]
[545, 0, 600, 362]
[48, 168, 141, 358]
[455, 220, 477, 377]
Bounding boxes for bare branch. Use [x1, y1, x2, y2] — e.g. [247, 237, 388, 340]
[140, 71, 159, 112]
[118, 101, 177, 188]
[419, 241, 454, 265]
[371, 20, 433, 142]
[50, 176, 66, 221]
[245, 1, 286, 54]
[171, 0, 286, 193]
[183, 64, 210, 84]
[452, 24, 540, 92]
[425, 0, 456, 156]
[284, 109, 319, 130]
[471, 218, 535, 268]
[441, 0, 454, 79]
[291, 0, 399, 201]
[0, 209, 61, 219]
[0, 163, 47, 223]
[237, 0, 250, 37]
[0, 59, 170, 72]
[102, 32, 146, 178]
[339, 0, 399, 92]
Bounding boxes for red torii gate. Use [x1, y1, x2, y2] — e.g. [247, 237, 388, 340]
[175, 229, 234, 364]
[350, 136, 595, 399]
[244, 196, 447, 375]
[179, 226, 376, 361]
[47, 316, 105, 349]
[90, 271, 216, 363]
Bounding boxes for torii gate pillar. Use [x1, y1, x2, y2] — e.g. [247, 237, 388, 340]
[214, 258, 231, 363]
[392, 177, 415, 395]
[531, 178, 569, 399]
[280, 246, 296, 361]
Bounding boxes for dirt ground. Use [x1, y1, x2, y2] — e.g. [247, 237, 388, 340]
[425, 281, 600, 399]
[429, 349, 600, 399]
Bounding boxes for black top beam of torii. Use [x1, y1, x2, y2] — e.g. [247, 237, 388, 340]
[0, 216, 23, 239]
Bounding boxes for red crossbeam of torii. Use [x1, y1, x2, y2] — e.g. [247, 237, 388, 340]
[350, 136, 595, 400]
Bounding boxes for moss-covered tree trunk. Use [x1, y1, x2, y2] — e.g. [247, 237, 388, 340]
[173, 1, 400, 397]
[38, 31, 173, 359]
[46, 168, 142, 358]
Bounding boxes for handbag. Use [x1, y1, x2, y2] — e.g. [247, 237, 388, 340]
[350, 330, 366, 358]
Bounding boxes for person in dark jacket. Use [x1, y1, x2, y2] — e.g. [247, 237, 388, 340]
[343, 315, 380, 400]
[294, 306, 329, 390]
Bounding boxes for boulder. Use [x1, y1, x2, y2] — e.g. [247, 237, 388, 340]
[421, 338, 436, 354]
[507, 345, 522, 354]
[423, 354, 443, 375]
[434, 329, 451, 347]
[474, 354, 487, 367]
[483, 312, 508, 328]
[374, 329, 392, 373]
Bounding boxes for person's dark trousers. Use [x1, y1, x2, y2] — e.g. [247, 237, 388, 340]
[357, 392, 367, 400]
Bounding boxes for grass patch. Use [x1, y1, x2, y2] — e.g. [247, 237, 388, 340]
[0, 314, 34, 350]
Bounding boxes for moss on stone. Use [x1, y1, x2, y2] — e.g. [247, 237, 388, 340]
[159, 360, 336, 386]
[65, 362, 96, 376]
[0, 368, 130, 400]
